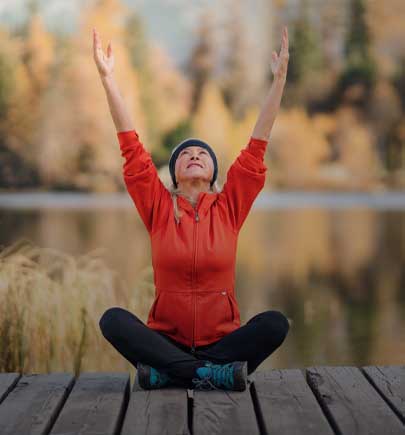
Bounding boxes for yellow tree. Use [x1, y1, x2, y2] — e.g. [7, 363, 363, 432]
[36, 0, 144, 190]
[23, 13, 54, 99]
[267, 107, 331, 187]
[124, 11, 192, 148]
[190, 80, 235, 179]
[334, 106, 382, 184]
[366, 0, 405, 77]
[21, 12, 55, 165]
[0, 28, 32, 154]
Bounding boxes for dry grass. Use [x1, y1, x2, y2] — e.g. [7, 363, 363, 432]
[0, 238, 154, 377]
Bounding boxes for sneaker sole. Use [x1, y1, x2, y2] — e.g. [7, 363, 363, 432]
[136, 363, 150, 389]
[234, 361, 248, 391]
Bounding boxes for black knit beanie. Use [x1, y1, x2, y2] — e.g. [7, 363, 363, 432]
[169, 138, 218, 189]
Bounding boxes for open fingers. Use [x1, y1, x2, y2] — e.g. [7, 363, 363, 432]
[281, 26, 289, 54]
[279, 27, 287, 51]
[93, 28, 104, 58]
[93, 28, 100, 48]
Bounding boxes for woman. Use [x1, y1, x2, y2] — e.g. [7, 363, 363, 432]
[94, 26, 290, 391]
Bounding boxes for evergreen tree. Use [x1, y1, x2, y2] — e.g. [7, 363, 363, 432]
[283, 0, 323, 106]
[338, 0, 377, 107]
[157, 118, 193, 165]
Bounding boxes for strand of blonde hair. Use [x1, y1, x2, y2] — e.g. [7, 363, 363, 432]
[168, 180, 222, 225]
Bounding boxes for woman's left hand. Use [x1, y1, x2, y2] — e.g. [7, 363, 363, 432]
[270, 26, 289, 81]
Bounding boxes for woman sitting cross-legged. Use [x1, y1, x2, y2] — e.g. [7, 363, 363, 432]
[93, 25, 290, 391]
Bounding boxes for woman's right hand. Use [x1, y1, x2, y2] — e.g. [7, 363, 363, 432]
[93, 28, 114, 78]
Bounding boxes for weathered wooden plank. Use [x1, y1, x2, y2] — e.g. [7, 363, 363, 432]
[0, 373, 21, 404]
[0, 372, 74, 435]
[120, 377, 190, 435]
[361, 366, 405, 424]
[252, 369, 335, 435]
[192, 382, 260, 435]
[49, 372, 130, 435]
[306, 366, 405, 435]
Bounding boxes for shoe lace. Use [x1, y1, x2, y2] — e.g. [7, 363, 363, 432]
[191, 375, 219, 390]
[192, 362, 235, 390]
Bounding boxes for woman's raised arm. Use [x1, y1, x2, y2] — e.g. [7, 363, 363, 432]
[251, 26, 289, 141]
[92, 28, 168, 234]
[93, 28, 133, 133]
[220, 26, 289, 233]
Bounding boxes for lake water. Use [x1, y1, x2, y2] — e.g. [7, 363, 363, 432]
[1, 190, 404, 373]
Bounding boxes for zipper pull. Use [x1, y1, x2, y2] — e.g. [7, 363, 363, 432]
[195, 211, 199, 222]
[190, 345, 196, 354]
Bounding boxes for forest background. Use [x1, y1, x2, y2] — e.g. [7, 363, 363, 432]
[0, 0, 404, 193]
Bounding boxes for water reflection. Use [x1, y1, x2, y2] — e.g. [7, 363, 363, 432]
[0, 192, 404, 374]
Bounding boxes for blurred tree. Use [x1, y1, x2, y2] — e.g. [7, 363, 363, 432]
[0, 42, 14, 125]
[317, 1, 346, 73]
[20, 10, 55, 169]
[124, 12, 148, 71]
[366, 0, 405, 78]
[337, 0, 377, 108]
[191, 80, 234, 175]
[333, 106, 382, 183]
[0, 28, 39, 188]
[22, 13, 54, 98]
[0, 23, 37, 152]
[368, 79, 402, 171]
[265, 107, 331, 187]
[283, 0, 324, 107]
[125, 11, 192, 151]
[124, 11, 158, 145]
[35, 0, 143, 191]
[383, 56, 405, 171]
[158, 118, 193, 164]
[392, 55, 405, 112]
[219, 1, 252, 120]
[186, 10, 216, 115]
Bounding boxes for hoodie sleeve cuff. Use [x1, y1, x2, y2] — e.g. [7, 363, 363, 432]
[246, 136, 268, 160]
[236, 136, 268, 173]
[117, 129, 139, 148]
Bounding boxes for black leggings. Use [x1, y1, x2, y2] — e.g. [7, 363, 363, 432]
[99, 306, 290, 388]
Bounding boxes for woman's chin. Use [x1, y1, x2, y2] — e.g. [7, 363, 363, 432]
[179, 175, 209, 184]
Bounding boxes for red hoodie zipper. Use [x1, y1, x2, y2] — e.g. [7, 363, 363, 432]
[190, 209, 199, 354]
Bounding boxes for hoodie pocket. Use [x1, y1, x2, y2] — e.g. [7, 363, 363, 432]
[147, 290, 194, 344]
[226, 292, 235, 321]
[150, 293, 161, 321]
[195, 289, 237, 341]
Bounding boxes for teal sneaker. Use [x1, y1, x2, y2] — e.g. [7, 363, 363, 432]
[137, 363, 175, 390]
[191, 361, 248, 391]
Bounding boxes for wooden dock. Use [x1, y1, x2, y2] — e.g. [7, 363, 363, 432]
[0, 365, 404, 434]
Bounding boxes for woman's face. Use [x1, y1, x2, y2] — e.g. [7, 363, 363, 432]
[175, 146, 214, 186]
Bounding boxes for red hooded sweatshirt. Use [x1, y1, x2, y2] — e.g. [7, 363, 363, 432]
[117, 130, 268, 350]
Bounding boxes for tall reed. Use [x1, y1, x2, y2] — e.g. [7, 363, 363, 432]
[0, 238, 154, 378]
